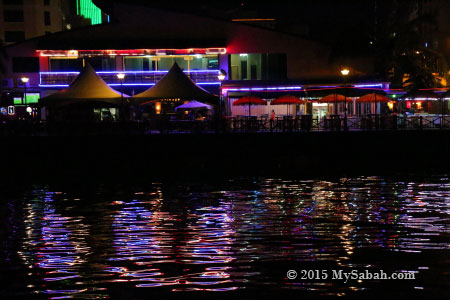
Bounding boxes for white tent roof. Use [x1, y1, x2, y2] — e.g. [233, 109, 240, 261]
[175, 100, 213, 111]
[40, 64, 127, 107]
[131, 62, 218, 105]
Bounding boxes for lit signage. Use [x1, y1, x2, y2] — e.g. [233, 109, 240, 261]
[0, 107, 6, 115]
[77, 0, 103, 25]
[37, 48, 227, 57]
[38, 50, 78, 57]
[206, 48, 227, 55]
[7, 106, 15, 115]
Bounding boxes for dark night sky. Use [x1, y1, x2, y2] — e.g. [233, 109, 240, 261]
[95, 0, 382, 55]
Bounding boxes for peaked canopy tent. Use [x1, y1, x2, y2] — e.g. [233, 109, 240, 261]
[131, 62, 219, 106]
[39, 64, 128, 122]
[40, 64, 127, 108]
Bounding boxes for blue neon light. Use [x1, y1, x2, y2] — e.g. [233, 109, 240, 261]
[40, 70, 221, 75]
[354, 84, 384, 88]
[223, 86, 303, 92]
[39, 82, 221, 88]
[310, 84, 384, 89]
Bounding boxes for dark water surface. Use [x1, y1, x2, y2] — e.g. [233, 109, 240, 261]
[1, 175, 449, 299]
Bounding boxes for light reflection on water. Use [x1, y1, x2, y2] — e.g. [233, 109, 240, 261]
[2, 176, 449, 299]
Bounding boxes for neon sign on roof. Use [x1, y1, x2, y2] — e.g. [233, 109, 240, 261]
[37, 48, 227, 57]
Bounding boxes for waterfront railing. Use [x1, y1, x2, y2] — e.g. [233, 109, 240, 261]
[1, 115, 450, 135]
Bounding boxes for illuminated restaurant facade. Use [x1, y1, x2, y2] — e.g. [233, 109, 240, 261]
[0, 1, 394, 118]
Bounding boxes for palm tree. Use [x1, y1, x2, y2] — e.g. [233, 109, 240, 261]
[371, 0, 446, 89]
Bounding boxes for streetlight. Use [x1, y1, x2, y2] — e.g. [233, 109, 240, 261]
[21, 76, 29, 105]
[117, 73, 125, 121]
[218, 69, 226, 81]
[340, 68, 350, 131]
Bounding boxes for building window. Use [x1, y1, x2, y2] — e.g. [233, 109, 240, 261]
[44, 11, 51, 25]
[12, 57, 39, 73]
[230, 53, 286, 80]
[49, 58, 83, 72]
[3, 0, 23, 5]
[84, 57, 116, 71]
[123, 55, 218, 72]
[49, 57, 115, 72]
[124, 57, 154, 71]
[4, 31, 25, 43]
[3, 10, 24, 22]
[44, 0, 50, 5]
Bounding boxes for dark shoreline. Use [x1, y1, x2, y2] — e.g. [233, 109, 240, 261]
[1, 130, 449, 184]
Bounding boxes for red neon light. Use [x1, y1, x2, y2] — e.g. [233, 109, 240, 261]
[37, 48, 227, 57]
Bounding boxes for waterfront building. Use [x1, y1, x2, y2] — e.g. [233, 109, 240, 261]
[0, 1, 392, 120]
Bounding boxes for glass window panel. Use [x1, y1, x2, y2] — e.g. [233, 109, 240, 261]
[84, 57, 115, 71]
[49, 58, 83, 71]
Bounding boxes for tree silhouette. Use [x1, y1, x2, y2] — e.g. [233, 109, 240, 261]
[371, 0, 446, 89]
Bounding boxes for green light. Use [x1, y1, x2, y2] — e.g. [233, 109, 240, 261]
[14, 93, 39, 105]
[24, 93, 39, 104]
[77, 0, 103, 25]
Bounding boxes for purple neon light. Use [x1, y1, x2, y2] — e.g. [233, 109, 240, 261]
[307, 84, 384, 89]
[223, 86, 303, 92]
[40, 70, 220, 75]
[39, 82, 221, 88]
[354, 84, 384, 88]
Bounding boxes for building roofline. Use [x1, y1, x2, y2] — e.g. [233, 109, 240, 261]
[93, 0, 326, 45]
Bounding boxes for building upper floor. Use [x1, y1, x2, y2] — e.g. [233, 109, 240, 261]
[0, 1, 380, 93]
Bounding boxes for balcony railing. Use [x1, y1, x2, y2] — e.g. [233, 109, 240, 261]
[39, 70, 221, 87]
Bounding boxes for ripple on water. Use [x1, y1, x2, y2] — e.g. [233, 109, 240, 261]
[1, 176, 449, 299]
